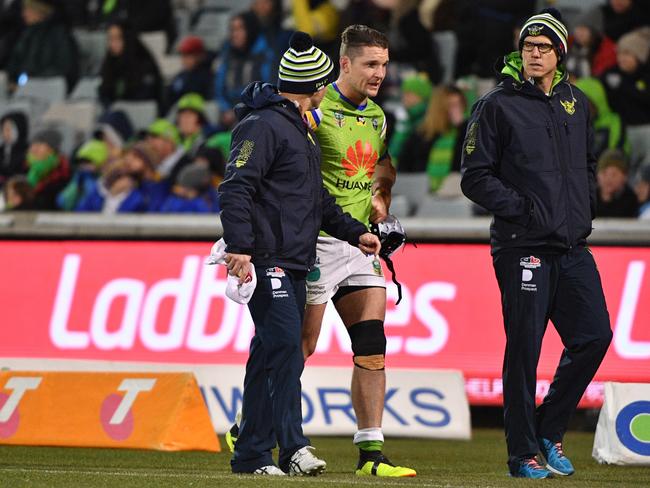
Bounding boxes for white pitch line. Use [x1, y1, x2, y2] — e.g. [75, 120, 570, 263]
[0, 467, 497, 487]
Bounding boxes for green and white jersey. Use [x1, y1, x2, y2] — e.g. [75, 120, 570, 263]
[305, 82, 388, 231]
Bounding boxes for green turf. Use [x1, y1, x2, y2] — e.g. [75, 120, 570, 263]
[0, 429, 648, 487]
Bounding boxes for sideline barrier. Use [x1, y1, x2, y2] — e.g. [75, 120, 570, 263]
[0, 371, 219, 451]
[199, 365, 470, 439]
[0, 360, 471, 440]
[593, 382, 650, 465]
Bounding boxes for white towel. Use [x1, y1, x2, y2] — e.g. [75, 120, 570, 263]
[205, 238, 257, 304]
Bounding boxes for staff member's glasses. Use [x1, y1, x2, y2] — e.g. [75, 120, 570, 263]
[522, 41, 554, 54]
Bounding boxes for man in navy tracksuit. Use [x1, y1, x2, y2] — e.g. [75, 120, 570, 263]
[219, 32, 380, 476]
[461, 9, 612, 479]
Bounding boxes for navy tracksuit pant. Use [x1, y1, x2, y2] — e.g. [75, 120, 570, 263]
[230, 265, 310, 473]
[492, 246, 612, 471]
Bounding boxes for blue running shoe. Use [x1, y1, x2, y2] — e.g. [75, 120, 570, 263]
[538, 438, 575, 476]
[510, 457, 553, 479]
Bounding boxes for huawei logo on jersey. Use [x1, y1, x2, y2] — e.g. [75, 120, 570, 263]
[342, 140, 377, 178]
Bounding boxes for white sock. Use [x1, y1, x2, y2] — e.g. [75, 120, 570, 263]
[353, 427, 384, 445]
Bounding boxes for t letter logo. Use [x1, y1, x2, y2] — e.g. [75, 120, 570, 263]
[0, 377, 42, 423]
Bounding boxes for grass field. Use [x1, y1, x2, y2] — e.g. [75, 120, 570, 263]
[1, 429, 648, 487]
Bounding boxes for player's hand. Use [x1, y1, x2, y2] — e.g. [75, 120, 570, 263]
[224, 253, 252, 284]
[370, 190, 390, 223]
[358, 232, 381, 256]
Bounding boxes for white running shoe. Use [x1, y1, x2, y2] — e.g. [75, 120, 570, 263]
[253, 465, 286, 475]
[289, 446, 327, 476]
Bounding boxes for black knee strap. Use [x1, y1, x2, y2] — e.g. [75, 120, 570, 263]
[347, 320, 386, 370]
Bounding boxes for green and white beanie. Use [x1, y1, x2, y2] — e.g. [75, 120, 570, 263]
[278, 31, 334, 94]
[519, 8, 569, 63]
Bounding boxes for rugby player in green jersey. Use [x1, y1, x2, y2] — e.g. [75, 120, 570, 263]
[227, 24, 415, 478]
[301, 25, 415, 478]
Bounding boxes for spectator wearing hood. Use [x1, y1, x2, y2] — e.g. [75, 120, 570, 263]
[596, 149, 639, 218]
[6, 0, 79, 93]
[57, 139, 109, 210]
[635, 165, 650, 219]
[601, 27, 650, 127]
[94, 109, 135, 161]
[166, 35, 215, 110]
[26, 128, 70, 210]
[1, 111, 29, 185]
[214, 11, 273, 129]
[575, 77, 629, 160]
[566, 8, 617, 79]
[98, 20, 163, 112]
[175, 93, 216, 156]
[158, 162, 218, 213]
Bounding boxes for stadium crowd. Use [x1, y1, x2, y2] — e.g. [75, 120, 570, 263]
[0, 0, 649, 218]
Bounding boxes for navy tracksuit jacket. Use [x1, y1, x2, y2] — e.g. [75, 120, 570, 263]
[220, 82, 367, 473]
[461, 53, 612, 470]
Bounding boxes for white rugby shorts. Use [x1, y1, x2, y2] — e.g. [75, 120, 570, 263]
[305, 236, 385, 305]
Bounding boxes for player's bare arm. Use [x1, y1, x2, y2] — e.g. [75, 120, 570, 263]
[371, 155, 395, 223]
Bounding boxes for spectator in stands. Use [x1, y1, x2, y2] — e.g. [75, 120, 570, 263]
[6, 0, 79, 93]
[292, 0, 340, 57]
[76, 141, 167, 213]
[388, 73, 432, 164]
[340, 0, 391, 36]
[250, 0, 292, 75]
[430, 0, 456, 32]
[175, 93, 216, 155]
[158, 162, 218, 213]
[399, 85, 468, 193]
[98, 20, 163, 112]
[57, 139, 109, 210]
[94, 110, 134, 162]
[600, 0, 650, 42]
[0, 0, 23, 70]
[635, 165, 650, 219]
[1, 111, 29, 186]
[566, 9, 617, 79]
[202, 131, 231, 172]
[166, 35, 215, 110]
[75, 158, 132, 213]
[575, 77, 629, 160]
[387, 0, 441, 84]
[214, 12, 273, 130]
[601, 27, 650, 127]
[2, 175, 35, 210]
[193, 144, 226, 188]
[145, 119, 188, 182]
[25, 128, 70, 210]
[454, 0, 536, 78]
[91, 0, 176, 51]
[596, 148, 639, 217]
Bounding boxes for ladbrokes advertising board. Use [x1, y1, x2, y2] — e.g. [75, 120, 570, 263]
[1, 241, 649, 407]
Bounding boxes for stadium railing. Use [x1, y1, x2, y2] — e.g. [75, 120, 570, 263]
[1, 212, 649, 245]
